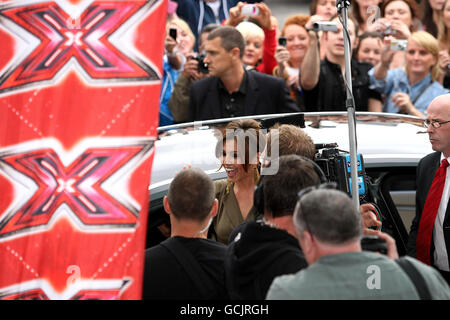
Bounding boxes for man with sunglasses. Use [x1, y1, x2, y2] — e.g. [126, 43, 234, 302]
[407, 94, 450, 285]
[267, 188, 450, 299]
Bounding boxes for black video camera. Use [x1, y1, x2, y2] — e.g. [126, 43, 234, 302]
[314, 144, 368, 201]
[193, 53, 209, 74]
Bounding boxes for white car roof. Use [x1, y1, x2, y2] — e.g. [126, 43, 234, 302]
[150, 112, 432, 194]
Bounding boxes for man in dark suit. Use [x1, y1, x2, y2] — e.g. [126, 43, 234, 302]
[188, 26, 300, 122]
[407, 93, 450, 284]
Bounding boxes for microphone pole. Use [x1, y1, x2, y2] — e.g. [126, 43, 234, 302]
[337, 0, 360, 211]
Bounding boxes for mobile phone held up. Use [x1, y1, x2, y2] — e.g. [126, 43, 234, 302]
[169, 27, 177, 41]
[278, 37, 287, 47]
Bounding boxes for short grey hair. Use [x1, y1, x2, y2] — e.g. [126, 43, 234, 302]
[294, 189, 361, 245]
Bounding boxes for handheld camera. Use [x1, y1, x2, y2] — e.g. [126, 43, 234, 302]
[382, 23, 396, 37]
[312, 21, 338, 32]
[192, 53, 209, 74]
[390, 39, 407, 51]
[241, 4, 259, 16]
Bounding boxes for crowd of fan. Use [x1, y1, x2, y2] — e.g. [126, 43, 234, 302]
[143, 115, 450, 300]
[145, 0, 450, 301]
[159, 0, 450, 126]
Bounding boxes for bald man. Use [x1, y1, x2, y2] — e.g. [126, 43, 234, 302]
[407, 93, 450, 284]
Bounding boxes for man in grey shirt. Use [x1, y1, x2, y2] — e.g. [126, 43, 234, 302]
[266, 188, 450, 300]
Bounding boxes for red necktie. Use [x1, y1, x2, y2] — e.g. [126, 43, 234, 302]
[416, 158, 449, 265]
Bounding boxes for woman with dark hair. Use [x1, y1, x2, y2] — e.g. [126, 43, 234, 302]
[352, 0, 382, 34]
[438, 0, 450, 87]
[378, 0, 422, 34]
[309, 0, 337, 20]
[370, 0, 422, 69]
[421, 0, 445, 38]
[212, 119, 265, 244]
[354, 31, 384, 66]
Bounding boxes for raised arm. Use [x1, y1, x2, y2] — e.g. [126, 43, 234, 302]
[300, 30, 320, 90]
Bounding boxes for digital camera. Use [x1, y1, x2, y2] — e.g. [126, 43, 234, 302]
[382, 24, 396, 37]
[241, 4, 259, 16]
[312, 21, 338, 32]
[390, 39, 408, 51]
[193, 53, 209, 74]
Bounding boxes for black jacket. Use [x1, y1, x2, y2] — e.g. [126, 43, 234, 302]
[225, 221, 308, 300]
[188, 70, 300, 121]
[303, 58, 382, 112]
[143, 236, 228, 300]
[407, 151, 450, 267]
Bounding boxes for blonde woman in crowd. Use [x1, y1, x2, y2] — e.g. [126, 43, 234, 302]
[369, 31, 449, 116]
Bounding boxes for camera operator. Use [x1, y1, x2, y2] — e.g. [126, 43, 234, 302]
[267, 188, 450, 300]
[369, 31, 448, 116]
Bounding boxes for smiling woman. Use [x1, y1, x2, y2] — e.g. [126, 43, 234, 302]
[369, 31, 449, 116]
[273, 14, 311, 110]
[211, 119, 266, 244]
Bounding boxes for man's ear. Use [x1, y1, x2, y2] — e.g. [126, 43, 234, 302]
[298, 230, 314, 254]
[210, 199, 219, 218]
[231, 47, 242, 60]
[163, 196, 172, 216]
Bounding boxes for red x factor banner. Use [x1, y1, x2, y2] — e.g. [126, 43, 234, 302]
[0, 0, 165, 299]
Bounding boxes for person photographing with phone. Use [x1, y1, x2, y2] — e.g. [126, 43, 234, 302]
[160, 18, 196, 126]
[369, 31, 449, 116]
[272, 14, 312, 111]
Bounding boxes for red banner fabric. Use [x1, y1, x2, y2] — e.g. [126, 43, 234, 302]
[0, 0, 166, 299]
